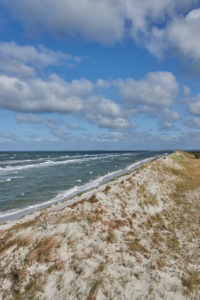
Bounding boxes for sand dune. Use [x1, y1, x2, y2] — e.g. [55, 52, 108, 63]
[0, 151, 200, 299]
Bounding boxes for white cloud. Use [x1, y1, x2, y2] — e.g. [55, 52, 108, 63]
[98, 131, 124, 142]
[85, 96, 132, 130]
[114, 72, 178, 111]
[188, 96, 200, 115]
[46, 116, 65, 126]
[4, 0, 198, 44]
[96, 79, 111, 89]
[0, 71, 135, 131]
[68, 124, 85, 130]
[158, 121, 178, 131]
[16, 113, 42, 123]
[90, 115, 130, 130]
[87, 96, 122, 118]
[0, 42, 80, 77]
[161, 108, 180, 121]
[183, 117, 200, 128]
[7, 0, 124, 44]
[0, 131, 18, 142]
[122, 0, 197, 39]
[158, 108, 180, 131]
[147, 8, 200, 63]
[183, 85, 191, 96]
[0, 75, 91, 113]
[0, 58, 181, 132]
[46, 122, 71, 140]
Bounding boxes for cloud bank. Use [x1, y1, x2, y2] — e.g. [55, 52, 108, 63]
[0, 56, 179, 132]
[0, 41, 182, 132]
[4, 0, 200, 64]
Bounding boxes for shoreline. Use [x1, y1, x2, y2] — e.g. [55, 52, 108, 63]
[0, 151, 199, 299]
[0, 155, 162, 224]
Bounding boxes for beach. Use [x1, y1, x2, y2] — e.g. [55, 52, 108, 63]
[0, 151, 200, 299]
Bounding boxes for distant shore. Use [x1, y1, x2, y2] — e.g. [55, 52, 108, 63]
[0, 151, 200, 299]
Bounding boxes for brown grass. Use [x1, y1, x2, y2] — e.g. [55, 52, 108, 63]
[88, 193, 99, 204]
[103, 185, 111, 194]
[28, 235, 61, 263]
[0, 238, 18, 254]
[69, 198, 86, 208]
[148, 193, 159, 206]
[22, 274, 44, 299]
[106, 230, 116, 243]
[47, 261, 64, 273]
[125, 237, 147, 254]
[88, 280, 101, 300]
[182, 270, 200, 295]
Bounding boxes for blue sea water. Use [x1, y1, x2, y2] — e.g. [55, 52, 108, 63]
[0, 151, 168, 222]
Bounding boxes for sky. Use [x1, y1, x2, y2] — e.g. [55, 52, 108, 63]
[0, 0, 200, 151]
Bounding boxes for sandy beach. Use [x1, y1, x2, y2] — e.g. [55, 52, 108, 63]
[0, 151, 200, 299]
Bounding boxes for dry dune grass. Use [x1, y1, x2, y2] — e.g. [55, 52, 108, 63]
[0, 151, 200, 299]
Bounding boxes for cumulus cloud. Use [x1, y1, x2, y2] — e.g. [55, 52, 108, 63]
[0, 71, 134, 131]
[161, 108, 180, 121]
[98, 131, 124, 142]
[187, 94, 200, 116]
[0, 131, 18, 142]
[0, 42, 81, 77]
[0, 63, 180, 132]
[6, 0, 124, 44]
[147, 8, 200, 65]
[68, 124, 85, 130]
[4, 0, 198, 44]
[46, 116, 65, 126]
[89, 115, 130, 130]
[183, 117, 200, 128]
[123, 0, 198, 39]
[185, 94, 200, 116]
[16, 113, 42, 123]
[114, 72, 178, 112]
[85, 96, 133, 130]
[158, 121, 177, 131]
[0, 75, 92, 113]
[46, 122, 71, 140]
[158, 108, 180, 131]
[183, 86, 191, 97]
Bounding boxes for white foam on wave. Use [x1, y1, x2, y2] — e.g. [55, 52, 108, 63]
[0, 159, 33, 165]
[0, 156, 158, 222]
[0, 178, 11, 183]
[0, 153, 131, 174]
[0, 176, 23, 183]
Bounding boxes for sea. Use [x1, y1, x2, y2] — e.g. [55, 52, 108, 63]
[0, 151, 169, 222]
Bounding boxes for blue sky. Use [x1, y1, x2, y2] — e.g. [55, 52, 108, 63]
[0, 0, 200, 150]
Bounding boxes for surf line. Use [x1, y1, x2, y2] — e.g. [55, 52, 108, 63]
[0, 155, 162, 223]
